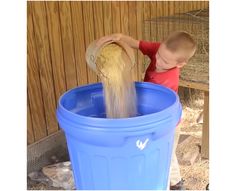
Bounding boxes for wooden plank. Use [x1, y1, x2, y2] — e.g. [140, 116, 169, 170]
[205, 1, 209, 9]
[197, 0, 202, 10]
[168, 1, 175, 16]
[128, 1, 138, 81]
[180, 1, 186, 13]
[111, 1, 121, 33]
[175, 1, 180, 13]
[27, 2, 47, 141]
[163, 1, 169, 17]
[58, 2, 78, 89]
[179, 79, 209, 92]
[93, 2, 105, 39]
[92, 1, 105, 83]
[184, 1, 190, 13]
[143, 2, 152, 73]
[193, 1, 198, 10]
[45, 2, 66, 101]
[201, 1, 204, 9]
[188, 1, 194, 12]
[120, 1, 129, 35]
[143, 2, 151, 41]
[27, 93, 35, 145]
[155, 1, 163, 41]
[160, 1, 167, 40]
[183, 1, 189, 13]
[172, 1, 183, 34]
[168, 1, 176, 34]
[191, 2, 195, 34]
[31, 2, 59, 136]
[137, 1, 144, 81]
[173, 1, 181, 14]
[163, 1, 169, 39]
[150, 1, 157, 42]
[82, 1, 98, 83]
[70, 1, 88, 86]
[201, 91, 209, 159]
[179, 1, 188, 33]
[103, 1, 112, 35]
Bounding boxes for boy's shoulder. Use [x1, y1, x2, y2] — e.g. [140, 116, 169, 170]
[139, 40, 161, 57]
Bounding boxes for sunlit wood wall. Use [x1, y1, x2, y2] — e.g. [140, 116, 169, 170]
[27, 1, 209, 145]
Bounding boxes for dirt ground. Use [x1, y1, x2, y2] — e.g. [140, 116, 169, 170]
[177, 88, 209, 190]
[28, 88, 209, 190]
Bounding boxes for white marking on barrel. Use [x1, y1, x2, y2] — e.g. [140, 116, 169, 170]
[136, 138, 149, 150]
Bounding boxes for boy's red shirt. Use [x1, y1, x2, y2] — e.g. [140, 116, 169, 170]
[139, 40, 180, 93]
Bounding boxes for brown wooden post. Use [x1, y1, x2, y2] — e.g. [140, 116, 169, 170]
[201, 91, 209, 159]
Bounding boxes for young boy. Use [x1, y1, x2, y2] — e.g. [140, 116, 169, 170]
[96, 31, 197, 190]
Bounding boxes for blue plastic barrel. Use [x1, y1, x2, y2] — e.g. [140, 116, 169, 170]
[56, 82, 182, 190]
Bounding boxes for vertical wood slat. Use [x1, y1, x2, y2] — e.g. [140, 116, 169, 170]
[201, 91, 209, 159]
[179, 1, 186, 36]
[93, 1, 104, 83]
[128, 1, 138, 81]
[31, 2, 58, 135]
[184, 1, 190, 13]
[136, 1, 144, 81]
[173, 1, 181, 14]
[197, 0, 202, 10]
[163, 1, 169, 17]
[93, 2, 104, 40]
[28, 3, 47, 142]
[180, 1, 187, 13]
[168, 1, 175, 34]
[163, 1, 169, 39]
[58, 2, 78, 89]
[45, 2, 66, 101]
[160, 1, 167, 40]
[143, 2, 151, 41]
[156, 1, 163, 40]
[143, 2, 152, 74]
[112, 1, 121, 33]
[150, 1, 157, 42]
[201, 1, 206, 9]
[70, 1, 88, 86]
[168, 1, 175, 15]
[120, 1, 129, 36]
[205, 1, 209, 9]
[103, 1, 112, 35]
[188, 1, 194, 35]
[27, 93, 35, 144]
[82, 1, 98, 83]
[174, 1, 182, 32]
[193, 1, 198, 10]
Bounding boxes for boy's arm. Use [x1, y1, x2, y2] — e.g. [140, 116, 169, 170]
[96, 33, 139, 49]
[119, 35, 160, 58]
[118, 34, 139, 49]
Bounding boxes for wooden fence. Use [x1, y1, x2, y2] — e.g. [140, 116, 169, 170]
[27, 1, 209, 145]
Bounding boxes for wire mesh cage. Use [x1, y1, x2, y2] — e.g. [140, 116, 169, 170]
[143, 8, 209, 85]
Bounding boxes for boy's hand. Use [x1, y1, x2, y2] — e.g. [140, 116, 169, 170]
[95, 33, 139, 49]
[96, 33, 122, 47]
[110, 33, 122, 41]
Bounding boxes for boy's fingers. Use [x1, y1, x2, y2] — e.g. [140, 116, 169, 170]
[96, 36, 112, 46]
[111, 34, 121, 42]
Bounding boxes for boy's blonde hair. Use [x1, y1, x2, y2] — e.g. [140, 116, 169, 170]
[164, 31, 196, 59]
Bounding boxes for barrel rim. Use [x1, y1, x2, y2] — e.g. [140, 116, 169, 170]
[57, 82, 182, 130]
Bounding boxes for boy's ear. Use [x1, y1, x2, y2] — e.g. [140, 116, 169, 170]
[176, 62, 187, 68]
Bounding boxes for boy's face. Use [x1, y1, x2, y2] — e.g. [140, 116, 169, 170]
[155, 43, 193, 72]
